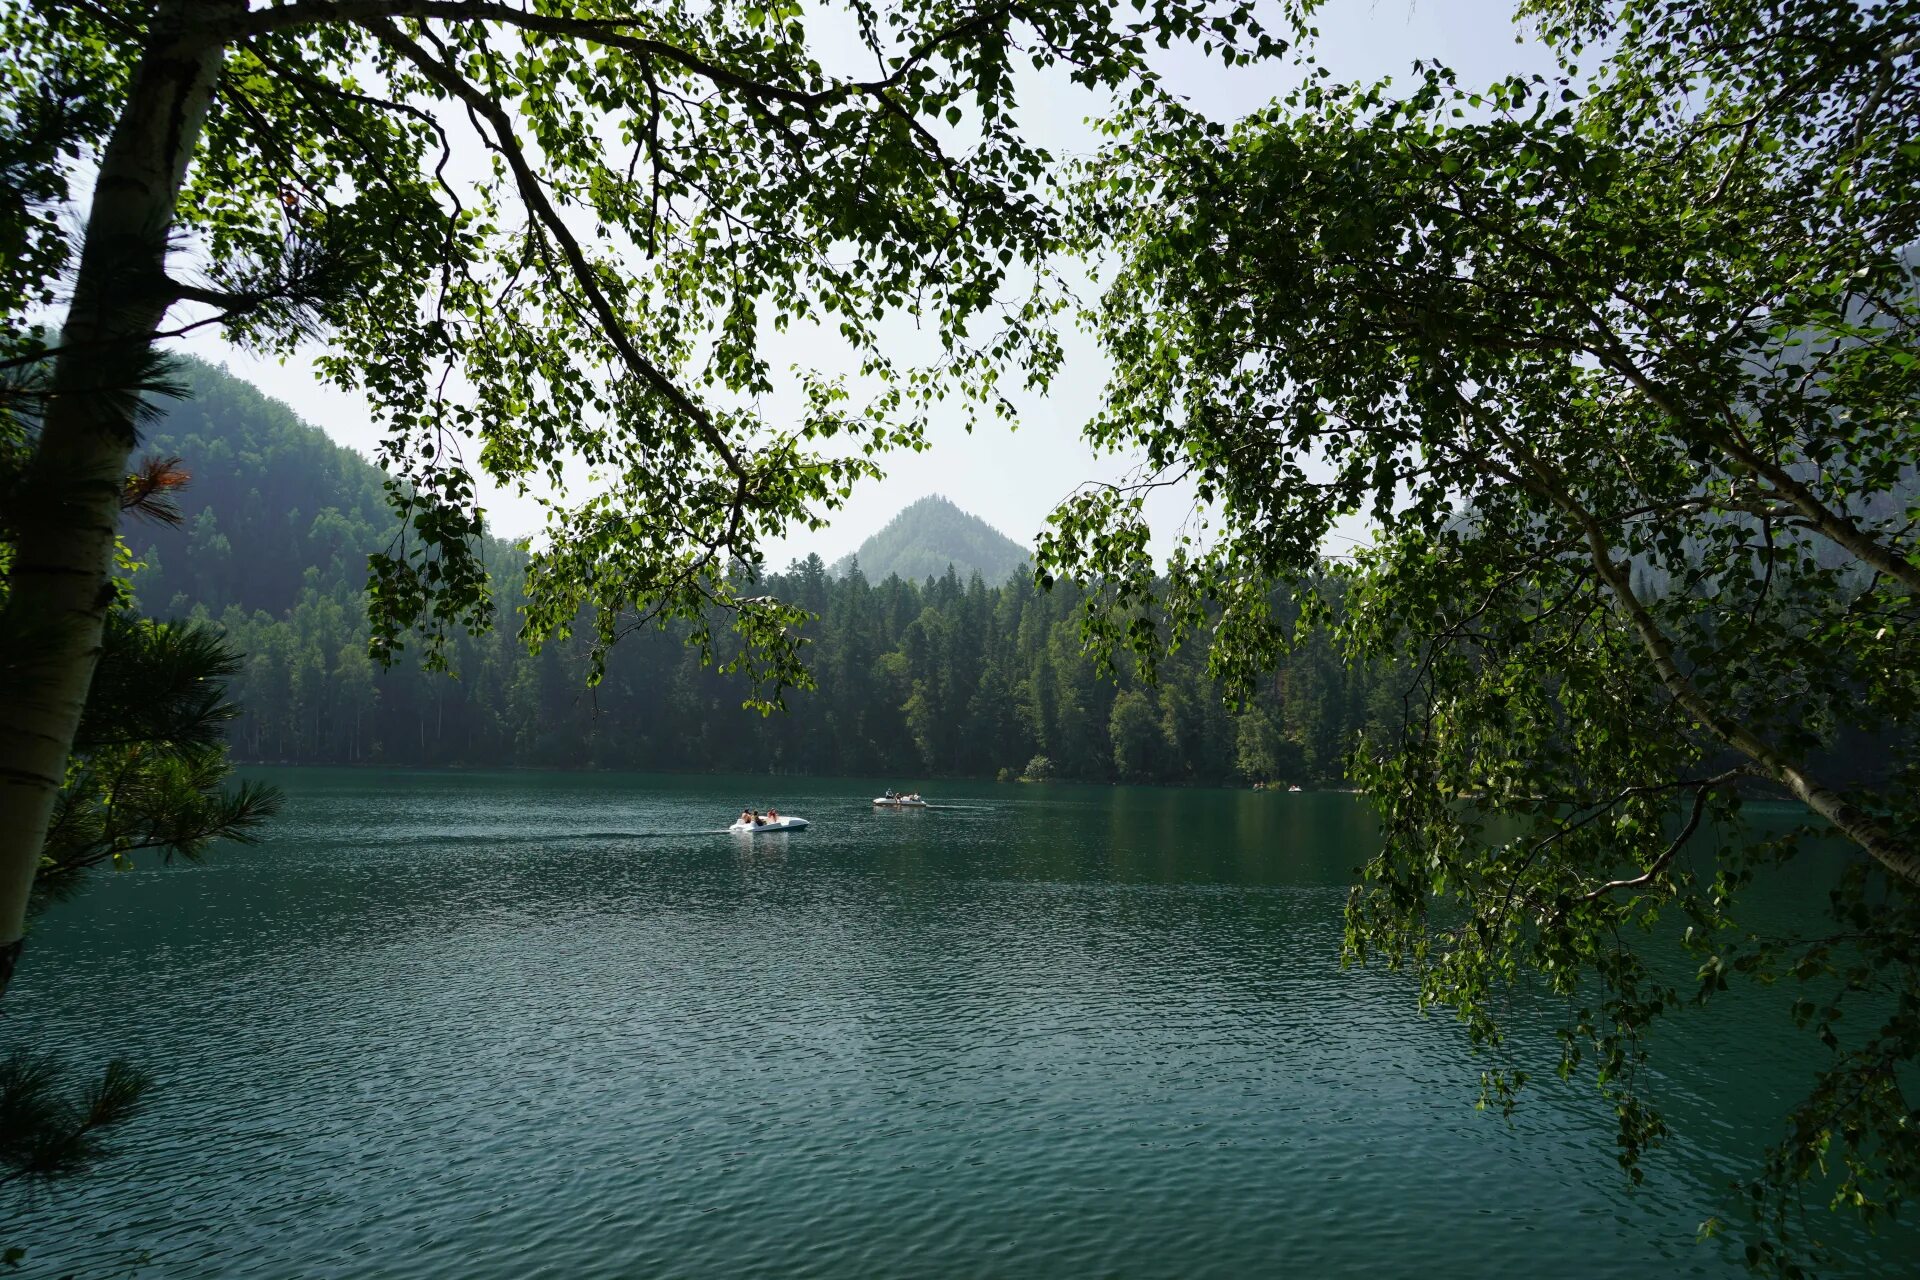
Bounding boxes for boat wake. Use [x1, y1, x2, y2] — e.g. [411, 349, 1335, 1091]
[313, 830, 755, 851]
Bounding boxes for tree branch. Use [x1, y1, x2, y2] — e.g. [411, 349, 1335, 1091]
[1577, 768, 1750, 902]
[213, 0, 1019, 118]
[370, 23, 742, 473]
[1446, 382, 1920, 887]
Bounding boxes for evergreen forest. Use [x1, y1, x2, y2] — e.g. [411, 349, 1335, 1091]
[135, 359, 1395, 784]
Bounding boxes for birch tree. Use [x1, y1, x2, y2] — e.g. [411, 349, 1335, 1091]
[1045, 0, 1920, 1268]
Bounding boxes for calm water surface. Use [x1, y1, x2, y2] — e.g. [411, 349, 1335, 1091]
[5, 771, 1911, 1277]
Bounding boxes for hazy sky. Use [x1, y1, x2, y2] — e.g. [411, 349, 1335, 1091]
[178, 0, 1555, 566]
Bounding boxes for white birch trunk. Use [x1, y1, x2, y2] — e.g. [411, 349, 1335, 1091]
[0, 1, 237, 998]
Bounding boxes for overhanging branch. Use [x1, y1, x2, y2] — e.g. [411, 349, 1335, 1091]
[370, 22, 742, 471]
[1446, 380, 1920, 887]
[212, 0, 1020, 121]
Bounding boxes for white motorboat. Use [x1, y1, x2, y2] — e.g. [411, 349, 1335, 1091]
[872, 796, 928, 807]
[729, 816, 810, 833]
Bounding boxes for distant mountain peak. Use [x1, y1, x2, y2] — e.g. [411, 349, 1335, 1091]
[832, 495, 1030, 585]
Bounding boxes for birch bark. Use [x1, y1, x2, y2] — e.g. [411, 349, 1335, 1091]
[0, 0, 238, 999]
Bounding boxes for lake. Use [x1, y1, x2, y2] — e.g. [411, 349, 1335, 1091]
[5, 770, 1910, 1277]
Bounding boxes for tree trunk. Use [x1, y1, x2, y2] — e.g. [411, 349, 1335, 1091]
[0, 1, 235, 1000]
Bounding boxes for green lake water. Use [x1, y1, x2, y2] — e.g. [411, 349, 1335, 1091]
[5, 770, 1912, 1277]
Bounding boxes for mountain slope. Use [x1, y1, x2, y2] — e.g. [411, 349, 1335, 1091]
[132, 357, 401, 618]
[833, 495, 1029, 584]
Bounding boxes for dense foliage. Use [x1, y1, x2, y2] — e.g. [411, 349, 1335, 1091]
[34, 613, 280, 905]
[1042, 0, 1920, 1269]
[830, 494, 1031, 584]
[135, 360, 1392, 783]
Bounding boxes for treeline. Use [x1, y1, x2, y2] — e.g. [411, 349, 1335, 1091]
[131, 359, 1398, 783]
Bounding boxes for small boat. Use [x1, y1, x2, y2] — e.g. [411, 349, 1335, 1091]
[729, 815, 810, 833]
[872, 795, 928, 807]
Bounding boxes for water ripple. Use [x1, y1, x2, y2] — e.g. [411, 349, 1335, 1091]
[4, 771, 1909, 1278]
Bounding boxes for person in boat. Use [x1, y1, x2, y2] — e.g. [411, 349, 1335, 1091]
[767, 808, 779, 821]
[739, 807, 752, 824]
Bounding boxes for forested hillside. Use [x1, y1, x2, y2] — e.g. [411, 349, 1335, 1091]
[134, 360, 411, 620]
[832, 494, 1030, 585]
[131, 359, 1393, 782]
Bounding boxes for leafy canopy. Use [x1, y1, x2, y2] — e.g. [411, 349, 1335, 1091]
[1044, 0, 1920, 1269]
[4, 0, 1285, 702]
